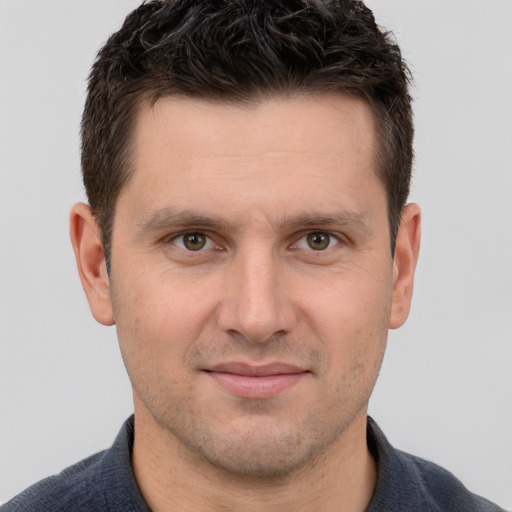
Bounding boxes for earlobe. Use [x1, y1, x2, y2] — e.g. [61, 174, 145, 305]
[389, 203, 421, 329]
[69, 203, 115, 326]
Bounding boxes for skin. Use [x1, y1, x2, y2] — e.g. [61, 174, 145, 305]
[70, 93, 420, 512]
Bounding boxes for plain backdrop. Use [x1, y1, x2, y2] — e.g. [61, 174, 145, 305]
[1, 0, 511, 508]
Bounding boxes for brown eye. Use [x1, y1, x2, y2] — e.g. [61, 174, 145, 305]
[183, 232, 207, 251]
[306, 232, 331, 250]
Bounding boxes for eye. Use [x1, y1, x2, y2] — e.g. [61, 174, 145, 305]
[295, 232, 339, 251]
[171, 232, 215, 251]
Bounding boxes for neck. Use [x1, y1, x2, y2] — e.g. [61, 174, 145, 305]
[131, 407, 377, 512]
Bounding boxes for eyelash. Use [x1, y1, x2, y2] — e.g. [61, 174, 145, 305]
[166, 230, 343, 252]
[292, 231, 341, 251]
[168, 231, 218, 252]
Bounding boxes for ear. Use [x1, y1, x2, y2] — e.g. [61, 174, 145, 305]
[389, 203, 421, 329]
[70, 203, 114, 326]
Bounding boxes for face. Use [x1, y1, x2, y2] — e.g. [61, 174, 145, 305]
[81, 93, 417, 477]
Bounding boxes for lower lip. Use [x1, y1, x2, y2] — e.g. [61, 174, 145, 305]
[205, 371, 307, 399]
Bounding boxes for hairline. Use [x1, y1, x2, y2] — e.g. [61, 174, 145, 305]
[101, 88, 398, 264]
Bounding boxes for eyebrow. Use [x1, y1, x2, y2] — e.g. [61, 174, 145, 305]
[275, 211, 369, 230]
[136, 208, 370, 235]
[136, 208, 241, 233]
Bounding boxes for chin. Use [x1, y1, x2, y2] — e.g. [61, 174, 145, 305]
[199, 439, 309, 479]
[181, 418, 336, 479]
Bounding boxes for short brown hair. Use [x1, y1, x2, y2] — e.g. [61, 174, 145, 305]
[81, 0, 413, 262]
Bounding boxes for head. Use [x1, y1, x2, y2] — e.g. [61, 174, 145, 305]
[81, 0, 413, 264]
[72, 0, 420, 486]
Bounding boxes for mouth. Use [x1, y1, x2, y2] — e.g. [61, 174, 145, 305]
[203, 362, 309, 399]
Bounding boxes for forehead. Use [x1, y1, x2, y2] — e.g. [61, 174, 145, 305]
[122, 93, 382, 222]
[134, 92, 376, 164]
[135, 92, 374, 171]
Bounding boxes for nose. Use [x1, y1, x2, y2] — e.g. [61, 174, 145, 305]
[217, 247, 298, 344]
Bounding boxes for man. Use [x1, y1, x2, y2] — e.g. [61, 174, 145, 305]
[1, 1, 506, 511]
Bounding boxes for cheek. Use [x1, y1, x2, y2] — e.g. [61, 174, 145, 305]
[299, 264, 393, 335]
[298, 267, 391, 376]
[111, 265, 224, 372]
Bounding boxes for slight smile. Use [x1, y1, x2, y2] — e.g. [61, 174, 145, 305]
[204, 362, 310, 399]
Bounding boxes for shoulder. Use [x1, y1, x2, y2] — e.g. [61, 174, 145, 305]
[0, 451, 110, 512]
[367, 417, 506, 512]
[1, 416, 149, 512]
[395, 449, 505, 512]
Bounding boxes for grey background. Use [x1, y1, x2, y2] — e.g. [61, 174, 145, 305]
[1, 0, 511, 508]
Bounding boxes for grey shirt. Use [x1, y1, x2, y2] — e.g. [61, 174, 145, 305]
[1, 416, 505, 511]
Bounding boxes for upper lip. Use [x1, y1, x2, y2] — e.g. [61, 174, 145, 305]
[206, 362, 307, 377]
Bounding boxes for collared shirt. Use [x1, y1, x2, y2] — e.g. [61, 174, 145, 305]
[1, 416, 505, 511]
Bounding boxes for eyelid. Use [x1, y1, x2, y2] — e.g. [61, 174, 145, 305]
[162, 229, 346, 251]
[167, 230, 217, 251]
[292, 230, 344, 251]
